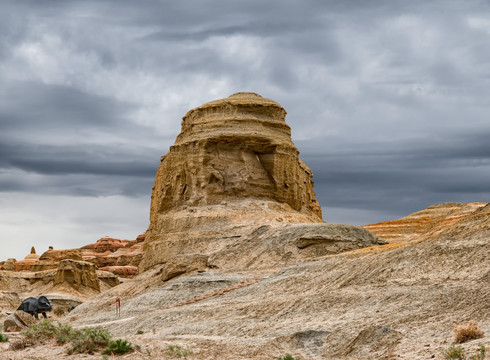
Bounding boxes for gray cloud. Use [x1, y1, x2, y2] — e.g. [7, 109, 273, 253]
[0, 0, 489, 258]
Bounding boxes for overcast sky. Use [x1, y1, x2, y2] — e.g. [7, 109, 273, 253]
[1, 0, 489, 260]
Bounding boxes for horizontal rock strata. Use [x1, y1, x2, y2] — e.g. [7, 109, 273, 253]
[141, 93, 382, 273]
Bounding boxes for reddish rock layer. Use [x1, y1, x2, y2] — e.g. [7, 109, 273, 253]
[6, 234, 144, 277]
[363, 202, 487, 243]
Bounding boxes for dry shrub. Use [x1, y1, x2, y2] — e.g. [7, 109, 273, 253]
[454, 321, 484, 344]
[10, 337, 34, 350]
[53, 306, 65, 317]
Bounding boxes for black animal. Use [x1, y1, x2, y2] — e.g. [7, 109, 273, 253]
[17, 296, 53, 320]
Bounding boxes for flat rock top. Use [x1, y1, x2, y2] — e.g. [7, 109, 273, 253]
[189, 92, 284, 112]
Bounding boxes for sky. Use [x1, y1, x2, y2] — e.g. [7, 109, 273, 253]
[1, 0, 489, 260]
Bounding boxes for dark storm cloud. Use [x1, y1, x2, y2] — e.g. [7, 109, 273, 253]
[0, 81, 136, 131]
[299, 128, 490, 221]
[0, 0, 489, 232]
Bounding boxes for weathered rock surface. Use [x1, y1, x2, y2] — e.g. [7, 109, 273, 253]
[2, 259, 16, 271]
[80, 235, 144, 270]
[53, 259, 100, 292]
[98, 266, 138, 279]
[63, 203, 489, 360]
[13, 247, 41, 272]
[141, 93, 381, 272]
[363, 202, 487, 243]
[3, 310, 36, 332]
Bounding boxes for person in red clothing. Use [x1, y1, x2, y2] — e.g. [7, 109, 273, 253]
[115, 297, 121, 317]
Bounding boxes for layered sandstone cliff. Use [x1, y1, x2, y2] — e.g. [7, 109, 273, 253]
[140, 93, 382, 272]
[364, 202, 487, 243]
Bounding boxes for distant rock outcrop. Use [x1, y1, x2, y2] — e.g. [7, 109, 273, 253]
[364, 202, 487, 243]
[2, 259, 16, 271]
[5, 234, 144, 278]
[53, 259, 101, 292]
[140, 93, 382, 273]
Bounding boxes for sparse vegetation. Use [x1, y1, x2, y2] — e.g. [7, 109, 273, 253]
[442, 343, 486, 360]
[455, 321, 484, 344]
[12, 319, 113, 354]
[137, 329, 144, 334]
[102, 338, 134, 355]
[277, 354, 301, 360]
[22, 319, 57, 341]
[167, 344, 193, 358]
[55, 322, 74, 344]
[0, 332, 9, 342]
[67, 327, 112, 354]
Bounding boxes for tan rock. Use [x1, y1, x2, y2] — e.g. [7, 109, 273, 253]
[14, 247, 41, 272]
[2, 259, 16, 271]
[3, 310, 35, 332]
[140, 93, 381, 272]
[53, 259, 100, 292]
[97, 270, 121, 287]
[80, 235, 144, 273]
[161, 254, 209, 282]
[98, 266, 138, 278]
[364, 202, 488, 243]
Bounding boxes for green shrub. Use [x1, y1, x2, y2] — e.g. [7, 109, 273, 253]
[22, 319, 57, 340]
[0, 333, 9, 342]
[167, 344, 193, 358]
[67, 327, 112, 354]
[102, 339, 134, 355]
[55, 322, 73, 344]
[443, 343, 486, 360]
[277, 355, 301, 360]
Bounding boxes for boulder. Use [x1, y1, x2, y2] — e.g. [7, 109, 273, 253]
[3, 310, 36, 332]
[97, 270, 120, 287]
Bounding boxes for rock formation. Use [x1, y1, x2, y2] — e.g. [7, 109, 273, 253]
[364, 202, 487, 243]
[140, 93, 382, 272]
[3, 310, 36, 332]
[80, 235, 144, 276]
[53, 259, 101, 292]
[13, 246, 41, 272]
[1, 259, 16, 271]
[3, 234, 144, 278]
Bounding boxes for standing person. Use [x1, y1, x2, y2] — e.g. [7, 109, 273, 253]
[115, 297, 121, 317]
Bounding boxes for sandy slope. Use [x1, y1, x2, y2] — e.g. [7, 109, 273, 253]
[2, 205, 489, 359]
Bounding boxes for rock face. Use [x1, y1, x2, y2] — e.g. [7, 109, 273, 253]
[13, 246, 41, 272]
[80, 235, 144, 274]
[3, 310, 36, 332]
[364, 202, 487, 243]
[53, 259, 100, 292]
[2, 259, 16, 271]
[140, 93, 381, 272]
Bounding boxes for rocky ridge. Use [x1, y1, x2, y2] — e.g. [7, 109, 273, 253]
[56, 203, 488, 360]
[363, 202, 487, 243]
